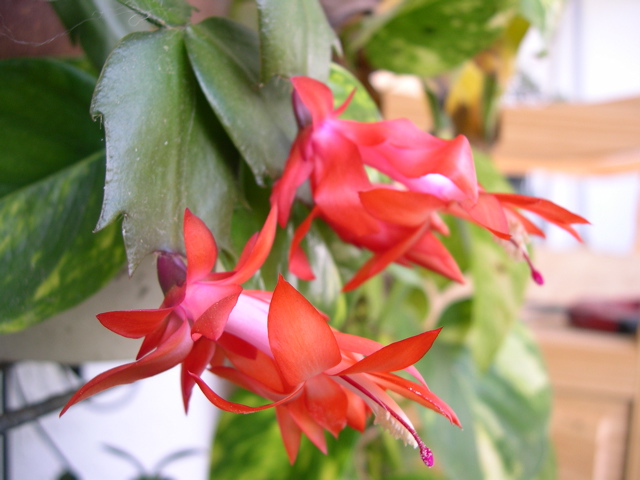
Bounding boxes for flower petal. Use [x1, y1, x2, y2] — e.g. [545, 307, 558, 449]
[337, 118, 391, 146]
[225, 205, 279, 285]
[404, 231, 465, 283]
[332, 331, 428, 386]
[184, 209, 217, 284]
[311, 130, 381, 238]
[359, 188, 446, 227]
[288, 207, 320, 281]
[344, 387, 368, 432]
[363, 125, 477, 203]
[190, 373, 302, 413]
[270, 132, 314, 226]
[372, 372, 461, 427]
[268, 276, 341, 386]
[336, 329, 441, 376]
[343, 222, 430, 292]
[220, 342, 290, 394]
[291, 76, 335, 125]
[181, 337, 216, 411]
[191, 286, 242, 341]
[61, 319, 193, 415]
[493, 193, 589, 241]
[449, 193, 511, 239]
[96, 307, 173, 338]
[303, 375, 348, 437]
[276, 406, 302, 464]
[286, 396, 328, 454]
[508, 207, 545, 237]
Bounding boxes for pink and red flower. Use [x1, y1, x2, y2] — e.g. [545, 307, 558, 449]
[61, 206, 278, 414]
[270, 76, 589, 289]
[61, 210, 458, 467]
[191, 276, 460, 466]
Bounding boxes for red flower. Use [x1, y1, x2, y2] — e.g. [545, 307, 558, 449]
[427, 190, 590, 283]
[191, 276, 460, 466]
[61, 207, 278, 415]
[271, 76, 588, 288]
[271, 76, 477, 290]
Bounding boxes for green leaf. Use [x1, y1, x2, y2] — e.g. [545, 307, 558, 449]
[473, 324, 554, 480]
[256, 0, 336, 82]
[467, 224, 529, 369]
[519, 0, 566, 36]
[417, 302, 485, 480]
[210, 389, 359, 480]
[468, 152, 529, 369]
[329, 63, 381, 123]
[0, 152, 126, 333]
[186, 18, 296, 181]
[52, 0, 149, 71]
[361, 0, 519, 77]
[436, 152, 529, 368]
[371, 265, 430, 340]
[93, 29, 238, 270]
[117, 0, 194, 27]
[421, 319, 553, 480]
[0, 59, 102, 197]
[0, 58, 126, 332]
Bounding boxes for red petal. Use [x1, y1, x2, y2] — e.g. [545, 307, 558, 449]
[337, 329, 441, 376]
[181, 338, 216, 411]
[303, 375, 348, 437]
[221, 343, 290, 394]
[270, 132, 314, 227]
[268, 276, 341, 386]
[190, 373, 302, 413]
[276, 406, 302, 464]
[333, 331, 428, 386]
[184, 209, 217, 283]
[225, 205, 278, 285]
[291, 76, 335, 125]
[359, 188, 446, 227]
[372, 372, 461, 427]
[370, 128, 478, 202]
[135, 312, 173, 360]
[333, 88, 356, 117]
[342, 222, 430, 291]
[349, 118, 477, 202]
[288, 207, 320, 281]
[286, 396, 328, 454]
[191, 286, 242, 341]
[337, 119, 390, 146]
[311, 131, 381, 238]
[217, 332, 258, 359]
[61, 319, 192, 415]
[493, 193, 589, 241]
[344, 387, 368, 432]
[405, 231, 465, 283]
[97, 307, 173, 338]
[458, 193, 511, 238]
[494, 193, 589, 224]
[509, 208, 546, 237]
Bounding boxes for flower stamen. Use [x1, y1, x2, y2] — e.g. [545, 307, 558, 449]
[341, 375, 434, 467]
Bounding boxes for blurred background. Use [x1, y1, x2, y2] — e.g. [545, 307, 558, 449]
[377, 1, 640, 479]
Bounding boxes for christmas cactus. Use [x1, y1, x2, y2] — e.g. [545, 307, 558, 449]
[0, 1, 584, 479]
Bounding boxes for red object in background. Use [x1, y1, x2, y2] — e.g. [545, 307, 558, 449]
[568, 299, 640, 334]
